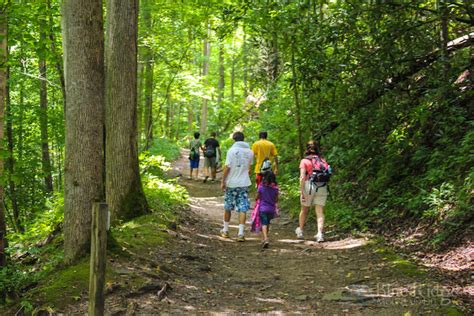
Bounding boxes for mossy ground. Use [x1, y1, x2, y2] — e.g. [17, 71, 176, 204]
[0, 207, 181, 314]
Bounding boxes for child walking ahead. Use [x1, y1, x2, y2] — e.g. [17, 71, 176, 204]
[252, 171, 279, 248]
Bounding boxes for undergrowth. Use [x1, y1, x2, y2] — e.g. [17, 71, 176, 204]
[0, 139, 187, 313]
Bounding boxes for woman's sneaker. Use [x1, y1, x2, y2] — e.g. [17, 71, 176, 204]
[295, 227, 304, 239]
[236, 235, 246, 242]
[315, 232, 324, 242]
[262, 240, 270, 249]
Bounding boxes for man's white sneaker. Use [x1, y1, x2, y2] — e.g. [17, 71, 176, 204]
[295, 227, 304, 239]
[315, 233, 324, 242]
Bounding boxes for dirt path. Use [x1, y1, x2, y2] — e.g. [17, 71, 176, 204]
[111, 150, 459, 315]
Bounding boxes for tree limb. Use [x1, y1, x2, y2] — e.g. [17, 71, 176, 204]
[359, 33, 473, 108]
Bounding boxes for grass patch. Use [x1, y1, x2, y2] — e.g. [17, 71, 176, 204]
[111, 213, 172, 254]
[374, 247, 426, 277]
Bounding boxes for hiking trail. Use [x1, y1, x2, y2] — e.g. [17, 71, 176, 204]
[66, 150, 463, 315]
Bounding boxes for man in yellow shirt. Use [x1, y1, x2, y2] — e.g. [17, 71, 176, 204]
[252, 131, 279, 187]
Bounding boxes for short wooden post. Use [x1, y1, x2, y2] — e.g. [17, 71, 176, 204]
[89, 202, 108, 316]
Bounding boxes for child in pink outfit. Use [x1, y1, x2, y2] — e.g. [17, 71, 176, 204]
[252, 171, 279, 248]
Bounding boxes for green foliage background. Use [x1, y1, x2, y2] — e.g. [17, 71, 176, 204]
[1, 0, 472, 307]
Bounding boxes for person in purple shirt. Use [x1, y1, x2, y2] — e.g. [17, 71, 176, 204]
[255, 171, 279, 248]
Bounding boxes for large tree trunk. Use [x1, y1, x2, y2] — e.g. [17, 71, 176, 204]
[0, 6, 8, 271]
[200, 24, 210, 135]
[62, 0, 105, 264]
[106, 0, 148, 222]
[39, 9, 54, 194]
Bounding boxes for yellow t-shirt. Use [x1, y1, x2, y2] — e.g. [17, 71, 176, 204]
[251, 139, 278, 174]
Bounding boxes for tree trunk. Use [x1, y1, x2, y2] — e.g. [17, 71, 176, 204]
[48, 0, 66, 112]
[137, 61, 144, 146]
[39, 10, 54, 194]
[174, 102, 181, 141]
[142, 0, 153, 150]
[230, 39, 235, 103]
[217, 40, 225, 106]
[105, 0, 148, 222]
[187, 103, 193, 134]
[165, 94, 171, 138]
[438, 0, 450, 79]
[6, 60, 21, 232]
[200, 24, 210, 135]
[242, 30, 248, 95]
[143, 59, 153, 149]
[62, 0, 105, 264]
[291, 44, 304, 159]
[0, 6, 8, 271]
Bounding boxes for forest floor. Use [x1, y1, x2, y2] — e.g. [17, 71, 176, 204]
[60, 150, 470, 315]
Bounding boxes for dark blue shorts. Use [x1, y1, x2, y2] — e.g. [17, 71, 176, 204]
[190, 158, 200, 169]
[260, 212, 274, 226]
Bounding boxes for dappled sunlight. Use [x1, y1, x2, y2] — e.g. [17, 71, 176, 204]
[276, 237, 368, 250]
[196, 233, 236, 242]
[321, 237, 369, 250]
[255, 297, 286, 304]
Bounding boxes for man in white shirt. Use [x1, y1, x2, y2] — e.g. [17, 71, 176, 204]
[220, 132, 254, 241]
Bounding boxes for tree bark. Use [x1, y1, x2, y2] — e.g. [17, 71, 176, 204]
[39, 8, 54, 194]
[62, 0, 105, 264]
[0, 6, 8, 270]
[106, 0, 148, 222]
[200, 24, 210, 135]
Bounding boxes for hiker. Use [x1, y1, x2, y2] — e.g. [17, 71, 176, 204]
[251, 169, 279, 249]
[188, 132, 202, 180]
[295, 140, 332, 242]
[251, 131, 279, 187]
[220, 132, 254, 242]
[203, 132, 221, 183]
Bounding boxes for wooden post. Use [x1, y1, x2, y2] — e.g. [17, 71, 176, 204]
[89, 202, 108, 316]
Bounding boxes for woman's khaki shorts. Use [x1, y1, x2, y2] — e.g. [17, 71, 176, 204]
[301, 181, 328, 207]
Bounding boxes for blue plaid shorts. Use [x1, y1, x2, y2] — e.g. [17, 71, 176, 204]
[224, 187, 250, 212]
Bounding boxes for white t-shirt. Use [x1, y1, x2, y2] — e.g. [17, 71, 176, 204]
[225, 141, 254, 188]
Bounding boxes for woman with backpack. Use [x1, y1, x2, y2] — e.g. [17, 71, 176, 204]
[295, 140, 332, 242]
[188, 132, 202, 180]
